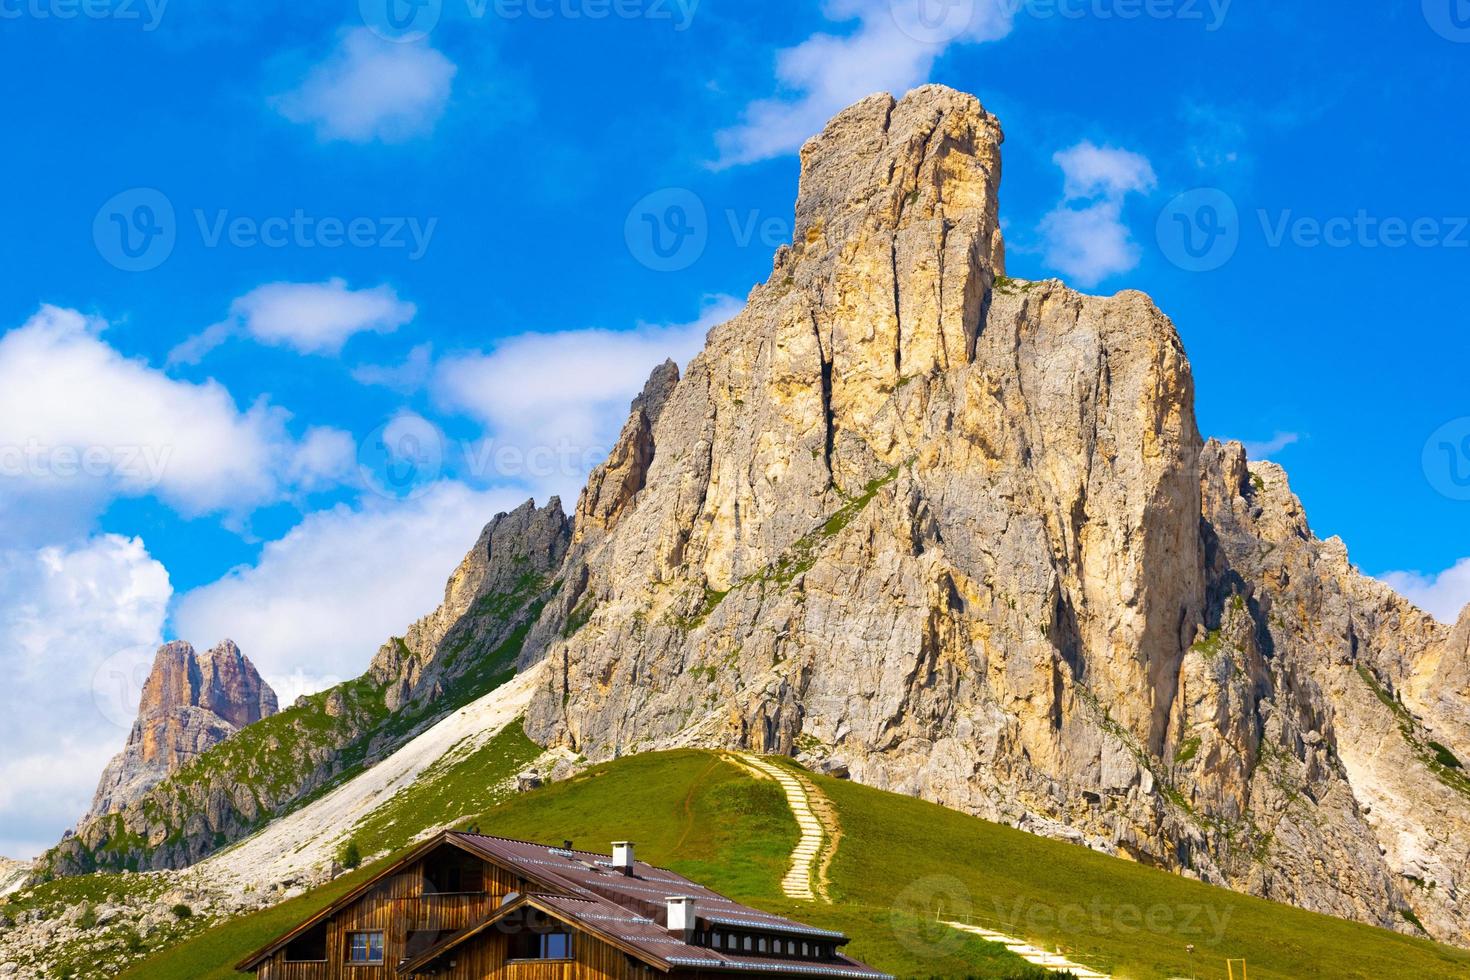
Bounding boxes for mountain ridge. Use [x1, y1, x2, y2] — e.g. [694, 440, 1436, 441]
[42, 84, 1470, 949]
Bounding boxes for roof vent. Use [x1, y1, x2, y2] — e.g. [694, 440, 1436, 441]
[611, 841, 636, 875]
[666, 896, 696, 942]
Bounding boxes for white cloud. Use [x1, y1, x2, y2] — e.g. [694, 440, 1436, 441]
[353, 342, 434, 392]
[172, 482, 528, 691]
[170, 280, 417, 363]
[1241, 431, 1300, 460]
[0, 535, 171, 859]
[0, 306, 349, 520]
[1380, 560, 1470, 626]
[714, 0, 1015, 167]
[435, 295, 742, 474]
[275, 29, 457, 144]
[1052, 142, 1157, 200]
[1040, 141, 1157, 287]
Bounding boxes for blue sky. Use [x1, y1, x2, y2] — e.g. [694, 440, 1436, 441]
[2, 0, 1468, 858]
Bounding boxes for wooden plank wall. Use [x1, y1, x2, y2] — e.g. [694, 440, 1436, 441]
[431, 925, 655, 980]
[257, 848, 520, 980]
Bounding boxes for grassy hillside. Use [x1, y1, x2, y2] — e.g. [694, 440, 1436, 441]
[122, 751, 1470, 980]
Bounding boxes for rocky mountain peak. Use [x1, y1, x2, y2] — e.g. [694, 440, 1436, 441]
[516, 84, 1470, 944]
[86, 641, 276, 821]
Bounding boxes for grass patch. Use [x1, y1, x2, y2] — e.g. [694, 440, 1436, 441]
[115, 861, 388, 980]
[1190, 629, 1225, 659]
[1429, 741, 1463, 770]
[123, 750, 1470, 980]
[992, 276, 1039, 296]
[347, 720, 543, 856]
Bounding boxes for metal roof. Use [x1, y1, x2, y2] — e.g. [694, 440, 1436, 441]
[399, 833, 893, 979]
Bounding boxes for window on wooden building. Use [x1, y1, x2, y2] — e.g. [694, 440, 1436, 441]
[423, 848, 486, 894]
[511, 929, 573, 960]
[348, 931, 385, 964]
[282, 921, 327, 962]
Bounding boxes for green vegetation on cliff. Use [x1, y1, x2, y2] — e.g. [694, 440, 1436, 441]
[44, 577, 554, 878]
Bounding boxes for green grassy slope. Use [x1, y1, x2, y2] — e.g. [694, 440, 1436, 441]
[122, 751, 1470, 980]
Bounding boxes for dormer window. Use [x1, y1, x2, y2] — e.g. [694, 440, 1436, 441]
[424, 848, 485, 894]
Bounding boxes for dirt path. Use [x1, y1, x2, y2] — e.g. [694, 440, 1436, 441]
[941, 920, 1113, 978]
[729, 754, 839, 903]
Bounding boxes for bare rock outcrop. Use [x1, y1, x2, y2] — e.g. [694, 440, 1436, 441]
[86, 641, 276, 820]
[518, 85, 1470, 944]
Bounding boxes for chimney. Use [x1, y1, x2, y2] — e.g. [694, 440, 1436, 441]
[666, 896, 696, 942]
[611, 841, 636, 875]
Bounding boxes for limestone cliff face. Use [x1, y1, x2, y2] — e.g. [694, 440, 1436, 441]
[519, 86, 1470, 944]
[87, 641, 276, 820]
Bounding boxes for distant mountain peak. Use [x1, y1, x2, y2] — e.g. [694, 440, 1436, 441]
[85, 640, 277, 821]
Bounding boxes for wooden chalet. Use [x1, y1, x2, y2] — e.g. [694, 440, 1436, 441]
[237, 831, 892, 980]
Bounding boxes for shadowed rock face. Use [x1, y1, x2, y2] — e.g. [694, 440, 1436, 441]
[517, 85, 1470, 944]
[87, 641, 276, 820]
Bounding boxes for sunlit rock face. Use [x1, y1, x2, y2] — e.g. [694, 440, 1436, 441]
[519, 85, 1470, 945]
[87, 640, 277, 820]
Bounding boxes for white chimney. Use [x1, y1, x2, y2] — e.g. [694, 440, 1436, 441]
[611, 841, 636, 874]
[666, 896, 696, 941]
